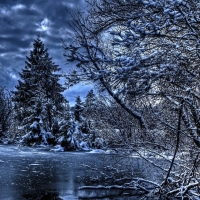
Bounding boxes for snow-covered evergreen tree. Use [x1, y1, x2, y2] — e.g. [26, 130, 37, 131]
[13, 36, 65, 144]
[85, 90, 95, 106]
[81, 90, 96, 134]
[0, 87, 13, 142]
[84, 90, 96, 118]
[74, 95, 84, 122]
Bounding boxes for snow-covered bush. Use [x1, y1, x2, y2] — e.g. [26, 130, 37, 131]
[80, 141, 90, 150]
[20, 117, 56, 146]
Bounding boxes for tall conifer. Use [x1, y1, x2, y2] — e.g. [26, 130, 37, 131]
[13, 36, 65, 132]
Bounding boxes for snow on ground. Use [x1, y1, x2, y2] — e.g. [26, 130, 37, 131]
[88, 149, 117, 154]
[88, 149, 105, 153]
[79, 141, 90, 150]
[50, 145, 64, 152]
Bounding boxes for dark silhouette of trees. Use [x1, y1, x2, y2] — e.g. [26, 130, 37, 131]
[13, 36, 65, 135]
[0, 87, 13, 138]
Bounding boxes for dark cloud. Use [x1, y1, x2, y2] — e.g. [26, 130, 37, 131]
[0, 0, 91, 104]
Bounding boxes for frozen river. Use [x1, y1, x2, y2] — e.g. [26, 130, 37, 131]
[0, 145, 147, 200]
[0, 145, 108, 200]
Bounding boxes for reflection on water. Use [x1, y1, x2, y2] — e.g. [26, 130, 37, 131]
[23, 191, 62, 200]
[0, 145, 144, 200]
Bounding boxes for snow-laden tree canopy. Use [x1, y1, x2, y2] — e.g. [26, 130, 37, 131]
[63, 0, 200, 147]
[13, 36, 66, 132]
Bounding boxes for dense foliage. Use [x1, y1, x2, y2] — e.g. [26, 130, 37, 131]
[0, 87, 13, 142]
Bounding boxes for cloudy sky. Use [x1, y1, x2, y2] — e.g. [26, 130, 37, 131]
[0, 0, 93, 104]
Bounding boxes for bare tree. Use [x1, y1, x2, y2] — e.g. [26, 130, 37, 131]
[63, 0, 200, 198]
[64, 0, 200, 145]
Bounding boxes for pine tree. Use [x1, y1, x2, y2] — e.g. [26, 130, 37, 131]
[74, 95, 84, 122]
[84, 90, 96, 118]
[13, 36, 65, 136]
[0, 87, 13, 137]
